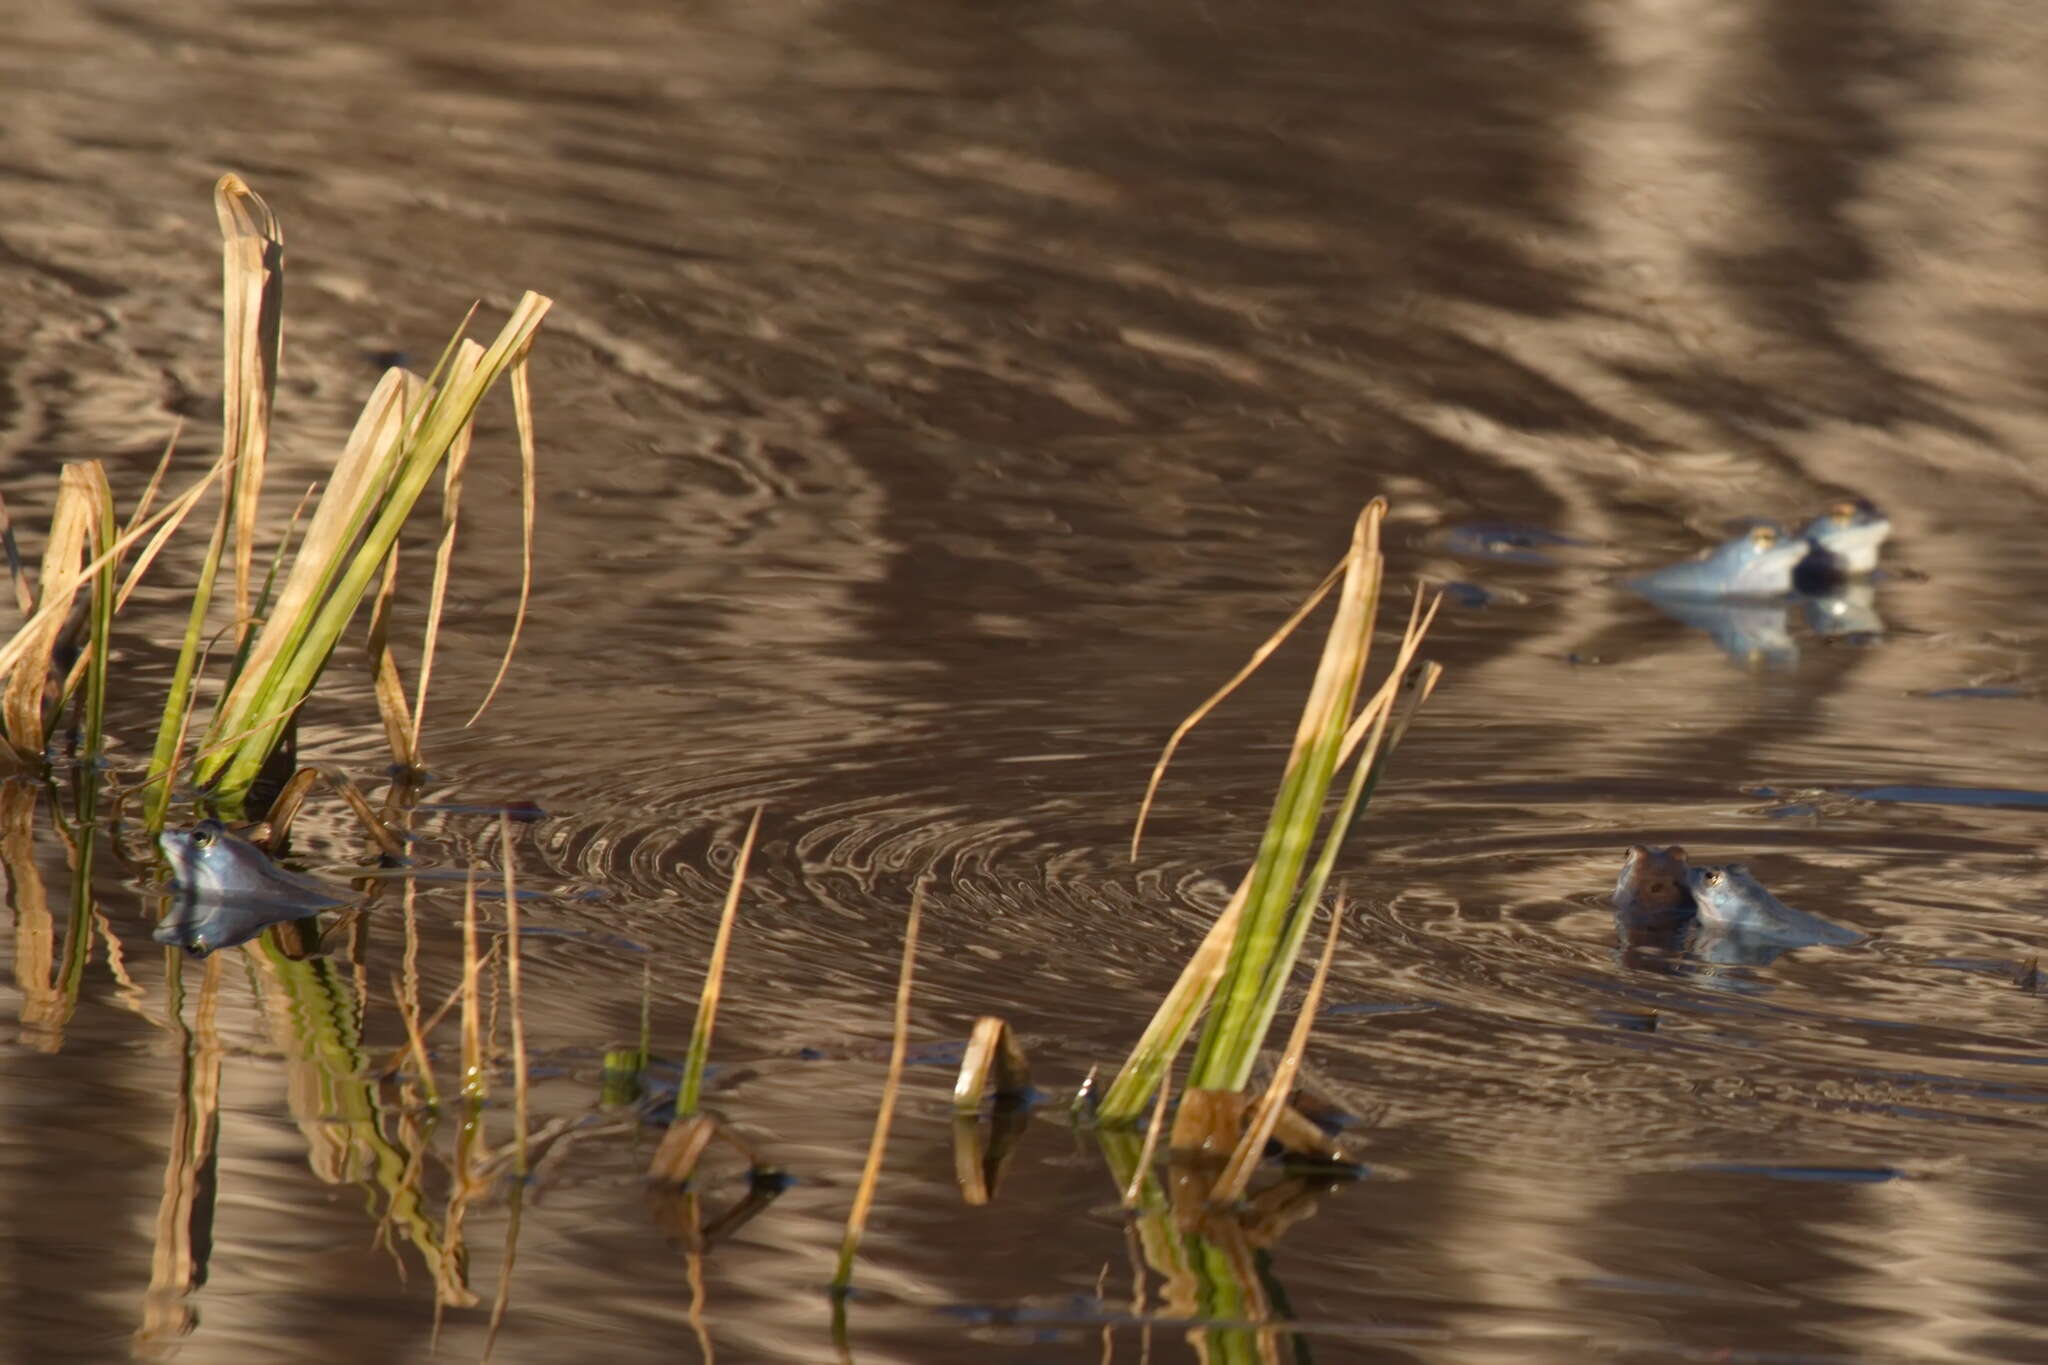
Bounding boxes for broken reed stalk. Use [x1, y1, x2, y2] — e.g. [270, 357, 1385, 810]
[679, 808, 762, 1120]
[831, 881, 926, 1294]
[1098, 500, 1444, 1131]
[7, 174, 544, 822]
[951, 1015, 1031, 1112]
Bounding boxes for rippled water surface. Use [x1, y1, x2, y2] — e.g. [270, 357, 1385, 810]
[8, 1, 2048, 1360]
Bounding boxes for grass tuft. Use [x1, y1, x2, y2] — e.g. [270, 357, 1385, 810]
[1100, 500, 1443, 1153]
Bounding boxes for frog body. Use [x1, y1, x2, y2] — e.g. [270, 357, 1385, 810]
[1682, 862, 1862, 951]
[155, 820, 355, 956]
[1795, 498, 1891, 589]
[1629, 524, 1810, 601]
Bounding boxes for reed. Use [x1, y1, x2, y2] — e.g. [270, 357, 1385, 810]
[0, 174, 546, 834]
[831, 880, 926, 1293]
[678, 808, 762, 1120]
[189, 294, 547, 812]
[1098, 501, 1443, 1154]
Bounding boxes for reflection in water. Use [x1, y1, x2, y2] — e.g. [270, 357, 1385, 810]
[1641, 592, 1801, 670]
[1800, 582, 1884, 642]
[1635, 585, 1886, 669]
[8, 0, 2048, 1359]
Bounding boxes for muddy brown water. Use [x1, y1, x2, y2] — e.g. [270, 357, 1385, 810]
[7, 1, 2048, 1361]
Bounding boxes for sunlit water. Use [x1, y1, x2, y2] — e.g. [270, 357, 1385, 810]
[6, 1, 2048, 1361]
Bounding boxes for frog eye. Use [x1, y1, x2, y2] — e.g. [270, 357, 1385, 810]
[1703, 869, 1724, 887]
[1749, 527, 1777, 549]
[186, 936, 211, 956]
[1831, 500, 1858, 521]
[191, 826, 216, 850]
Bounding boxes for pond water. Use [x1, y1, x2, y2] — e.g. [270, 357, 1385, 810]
[7, 1, 2048, 1361]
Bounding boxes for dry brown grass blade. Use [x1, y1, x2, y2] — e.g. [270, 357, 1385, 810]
[459, 873, 487, 1109]
[1212, 899, 1348, 1205]
[252, 766, 320, 851]
[121, 421, 184, 540]
[213, 173, 283, 636]
[1335, 587, 1445, 768]
[679, 807, 762, 1118]
[2, 467, 96, 760]
[832, 880, 926, 1291]
[0, 456, 227, 687]
[1121, 1069, 1175, 1211]
[389, 972, 441, 1106]
[408, 394, 478, 750]
[952, 1015, 1031, 1111]
[372, 940, 503, 1081]
[466, 343, 539, 727]
[501, 811, 529, 1177]
[324, 768, 407, 858]
[367, 545, 417, 770]
[1129, 560, 1346, 860]
[115, 447, 228, 615]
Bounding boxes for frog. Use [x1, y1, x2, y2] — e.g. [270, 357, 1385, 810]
[1682, 861, 1863, 964]
[1610, 844, 1697, 950]
[154, 819, 356, 956]
[1794, 498, 1891, 590]
[1628, 523, 1811, 601]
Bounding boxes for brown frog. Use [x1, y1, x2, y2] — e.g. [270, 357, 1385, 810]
[1610, 844, 1697, 949]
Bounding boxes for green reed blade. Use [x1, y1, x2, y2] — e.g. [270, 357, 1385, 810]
[1187, 506, 1383, 1092]
[142, 462, 234, 833]
[1096, 873, 1246, 1122]
[1227, 595, 1441, 1091]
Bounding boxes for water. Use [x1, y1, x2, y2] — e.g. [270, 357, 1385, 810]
[7, 0, 2048, 1360]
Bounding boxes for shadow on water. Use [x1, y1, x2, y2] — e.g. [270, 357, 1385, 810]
[9, 0, 2048, 1360]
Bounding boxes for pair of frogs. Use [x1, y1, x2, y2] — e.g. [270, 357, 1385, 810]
[1611, 845, 1862, 966]
[1628, 498, 1891, 601]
